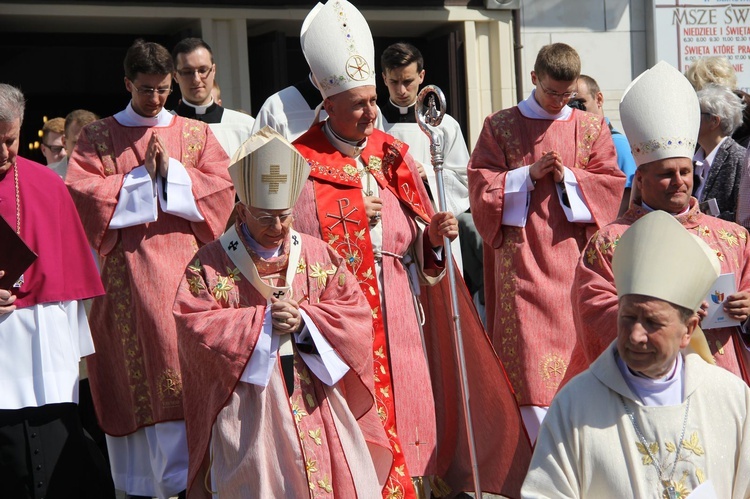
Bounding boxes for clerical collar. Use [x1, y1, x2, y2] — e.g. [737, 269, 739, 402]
[323, 121, 367, 158]
[114, 102, 175, 127]
[382, 99, 417, 124]
[640, 201, 691, 217]
[615, 349, 684, 406]
[518, 89, 572, 121]
[175, 99, 224, 124]
[182, 98, 215, 115]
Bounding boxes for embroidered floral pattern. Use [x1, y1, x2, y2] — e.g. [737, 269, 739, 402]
[634, 430, 707, 496]
[309, 262, 336, 287]
[212, 275, 234, 303]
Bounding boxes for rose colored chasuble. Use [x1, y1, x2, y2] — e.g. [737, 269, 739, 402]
[65, 114, 234, 435]
[174, 228, 390, 499]
[468, 106, 624, 407]
[567, 199, 750, 384]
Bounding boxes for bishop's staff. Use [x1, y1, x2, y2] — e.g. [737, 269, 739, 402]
[416, 85, 482, 498]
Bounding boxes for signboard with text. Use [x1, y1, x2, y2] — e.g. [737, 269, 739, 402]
[654, 0, 750, 91]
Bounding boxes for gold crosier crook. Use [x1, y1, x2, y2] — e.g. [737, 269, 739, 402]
[416, 85, 483, 498]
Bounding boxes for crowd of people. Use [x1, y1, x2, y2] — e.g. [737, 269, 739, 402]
[2, 0, 750, 498]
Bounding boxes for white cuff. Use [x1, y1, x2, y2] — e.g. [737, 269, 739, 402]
[294, 310, 350, 386]
[556, 167, 593, 223]
[110, 165, 158, 229]
[240, 307, 279, 387]
[159, 158, 205, 222]
[501, 166, 534, 227]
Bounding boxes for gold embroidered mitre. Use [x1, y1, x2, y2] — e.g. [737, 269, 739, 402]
[229, 127, 310, 210]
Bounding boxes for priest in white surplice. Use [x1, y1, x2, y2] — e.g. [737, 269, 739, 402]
[522, 210, 750, 499]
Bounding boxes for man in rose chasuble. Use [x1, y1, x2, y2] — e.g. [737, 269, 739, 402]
[66, 40, 234, 499]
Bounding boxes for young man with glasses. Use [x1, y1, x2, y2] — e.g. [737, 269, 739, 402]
[40, 117, 66, 165]
[172, 37, 255, 160]
[65, 38, 235, 499]
[468, 42, 625, 443]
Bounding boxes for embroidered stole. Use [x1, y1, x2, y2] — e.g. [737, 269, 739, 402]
[296, 126, 431, 497]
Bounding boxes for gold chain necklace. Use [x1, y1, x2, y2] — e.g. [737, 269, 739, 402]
[620, 394, 691, 499]
[13, 163, 20, 235]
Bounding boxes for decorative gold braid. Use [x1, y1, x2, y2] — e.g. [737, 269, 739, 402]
[13, 163, 20, 235]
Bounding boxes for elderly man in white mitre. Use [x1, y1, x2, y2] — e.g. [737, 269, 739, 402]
[523, 210, 750, 499]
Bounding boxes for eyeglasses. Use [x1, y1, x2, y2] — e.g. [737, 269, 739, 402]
[176, 66, 214, 79]
[42, 143, 64, 154]
[538, 79, 577, 101]
[248, 210, 294, 227]
[132, 84, 173, 96]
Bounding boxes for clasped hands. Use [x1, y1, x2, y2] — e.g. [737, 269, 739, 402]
[144, 132, 169, 180]
[270, 297, 303, 335]
[530, 150, 564, 184]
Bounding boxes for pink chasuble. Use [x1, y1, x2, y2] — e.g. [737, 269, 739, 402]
[468, 107, 625, 407]
[174, 231, 390, 499]
[567, 198, 750, 384]
[65, 116, 234, 435]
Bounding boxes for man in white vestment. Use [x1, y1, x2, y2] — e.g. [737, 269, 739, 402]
[172, 37, 255, 159]
[522, 211, 750, 498]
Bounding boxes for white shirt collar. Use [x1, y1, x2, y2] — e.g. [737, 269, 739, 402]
[615, 349, 684, 406]
[640, 200, 691, 217]
[114, 102, 175, 127]
[181, 97, 216, 115]
[389, 98, 416, 115]
[323, 121, 367, 158]
[517, 89, 572, 121]
[694, 136, 728, 174]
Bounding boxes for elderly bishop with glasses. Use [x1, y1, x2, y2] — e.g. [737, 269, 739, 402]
[468, 43, 625, 443]
[65, 39, 235, 499]
[174, 127, 392, 498]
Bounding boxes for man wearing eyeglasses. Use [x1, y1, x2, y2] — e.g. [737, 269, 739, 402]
[468, 43, 625, 443]
[65, 38, 235, 499]
[40, 117, 66, 165]
[172, 38, 255, 160]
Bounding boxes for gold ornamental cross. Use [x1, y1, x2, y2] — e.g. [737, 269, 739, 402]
[261, 164, 288, 194]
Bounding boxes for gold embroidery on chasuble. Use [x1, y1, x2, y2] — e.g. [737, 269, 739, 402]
[87, 122, 117, 176]
[490, 110, 522, 168]
[538, 353, 568, 390]
[181, 121, 205, 169]
[634, 431, 707, 497]
[496, 227, 525, 401]
[574, 113, 602, 170]
[105, 246, 153, 425]
[291, 353, 334, 498]
[158, 368, 183, 408]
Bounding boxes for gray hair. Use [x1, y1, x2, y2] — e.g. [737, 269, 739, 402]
[0, 84, 25, 125]
[697, 83, 745, 136]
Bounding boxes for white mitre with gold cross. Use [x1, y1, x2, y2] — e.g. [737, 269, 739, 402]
[301, 0, 375, 99]
[229, 126, 311, 210]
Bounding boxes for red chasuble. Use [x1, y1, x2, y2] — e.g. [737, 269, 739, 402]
[468, 107, 625, 407]
[567, 198, 750, 384]
[0, 157, 103, 306]
[294, 124, 532, 498]
[66, 116, 234, 435]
